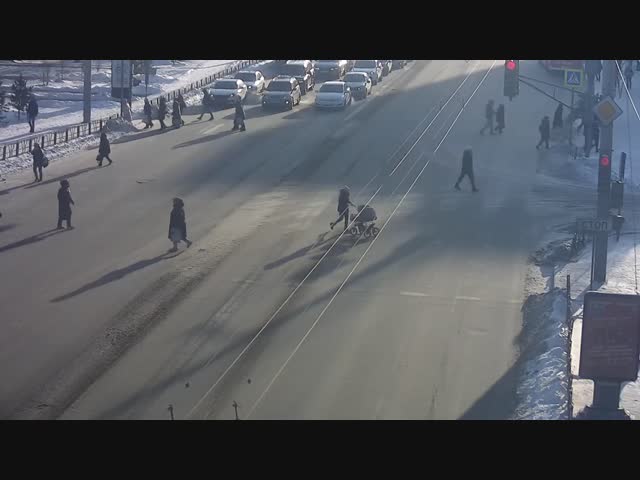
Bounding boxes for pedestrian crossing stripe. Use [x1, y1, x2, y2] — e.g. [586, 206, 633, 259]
[564, 69, 583, 87]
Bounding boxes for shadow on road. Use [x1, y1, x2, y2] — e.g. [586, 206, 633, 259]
[0, 228, 65, 254]
[24, 166, 102, 189]
[172, 130, 236, 150]
[263, 231, 339, 271]
[0, 223, 19, 234]
[50, 250, 183, 303]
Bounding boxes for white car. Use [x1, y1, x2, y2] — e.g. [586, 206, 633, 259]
[209, 78, 248, 106]
[353, 60, 383, 85]
[235, 70, 266, 94]
[343, 71, 372, 99]
[315, 81, 352, 109]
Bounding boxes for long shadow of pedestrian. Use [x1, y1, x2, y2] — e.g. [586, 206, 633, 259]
[263, 231, 338, 271]
[0, 228, 65, 254]
[0, 223, 19, 234]
[102, 128, 165, 146]
[24, 166, 102, 190]
[50, 250, 183, 303]
[173, 130, 235, 150]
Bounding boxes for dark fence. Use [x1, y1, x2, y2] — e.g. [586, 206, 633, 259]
[1, 60, 262, 161]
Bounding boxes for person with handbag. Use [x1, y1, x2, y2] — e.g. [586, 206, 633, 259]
[97, 132, 112, 167]
[31, 142, 45, 182]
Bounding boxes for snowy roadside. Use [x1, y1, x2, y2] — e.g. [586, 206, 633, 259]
[0, 61, 274, 177]
[0, 60, 248, 143]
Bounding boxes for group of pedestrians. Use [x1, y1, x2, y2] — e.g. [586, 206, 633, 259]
[479, 99, 505, 136]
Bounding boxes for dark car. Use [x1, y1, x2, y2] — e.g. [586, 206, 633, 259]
[381, 60, 393, 77]
[262, 76, 302, 110]
[392, 60, 407, 70]
[313, 60, 349, 80]
[282, 61, 316, 95]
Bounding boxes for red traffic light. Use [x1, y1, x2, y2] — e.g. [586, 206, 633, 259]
[506, 60, 517, 71]
[600, 155, 610, 167]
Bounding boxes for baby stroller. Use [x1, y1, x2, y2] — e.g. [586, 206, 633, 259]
[349, 204, 379, 238]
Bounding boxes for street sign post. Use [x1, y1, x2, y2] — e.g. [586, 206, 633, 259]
[576, 217, 611, 233]
[593, 95, 623, 126]
[564, 68, 584, 88]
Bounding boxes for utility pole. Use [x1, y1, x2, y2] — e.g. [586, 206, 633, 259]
[82, 60, 91, 124]
[593, 60, 616, 283]
[583, 68, 595, 157]
[120, 60, 125, 117]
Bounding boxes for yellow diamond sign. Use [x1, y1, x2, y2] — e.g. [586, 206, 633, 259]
[593, 96, 623, 125]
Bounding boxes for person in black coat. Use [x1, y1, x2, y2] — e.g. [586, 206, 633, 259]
[552, 104, 563, 129]
[177, 92, 187, 113]
[158, 97, 168, 130]
[480, 99, 495, 135]
[198, 89, 214, 121]
[330, 186, 355, 231]
[97, 132, 112, 166]
[143, 98, 154, 129]
[495, 104, 505, 134]
[27, 97, 39, 133]
[232, 96, 246, 132]
[31, 142, 45, 182]
[454, 147, 478, 192]
[168, 197, 192, 252]
[172, 98, 184, 127]
[57, 179, 75, 229]
[536, 116, 551, 149]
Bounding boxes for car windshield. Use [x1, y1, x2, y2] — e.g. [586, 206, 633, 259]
[235, 72, 256, 82]
[282, 65, 305, 76]
[315, 61, 338, 67]
[319, 84, 344, 93]
[344, 73, 365, 83]
[215, 80, 238, 89]
[355, 60, 377, 69]
[268, 81, 291, 92]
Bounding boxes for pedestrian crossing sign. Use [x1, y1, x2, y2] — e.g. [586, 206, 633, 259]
[564, 69, 584, 88]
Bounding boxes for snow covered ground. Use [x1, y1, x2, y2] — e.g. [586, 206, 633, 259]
[0, 60, 273, 177]
[0, 60, 246, 143]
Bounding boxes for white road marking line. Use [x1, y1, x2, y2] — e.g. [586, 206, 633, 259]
[399, 291, 431, 297]
[201, 124, 222, 135]
[455, 295, 482, 302]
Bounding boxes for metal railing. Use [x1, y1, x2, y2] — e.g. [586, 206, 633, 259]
[1, 60, 263, 161]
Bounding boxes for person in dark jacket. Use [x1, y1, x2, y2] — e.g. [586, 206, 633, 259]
[97, 132, 112, 166]
[592, 118, 600, 152]
[198, 89, 215, 121]
[495, 104, 505, 134]
[143, 98, 154, 129]
[177, 92, 187, 114]
[536, 116, 551, 149]
[31, 142, 45, 182]
[480, 99, 495, 135]
[168, 197, 192, 252]
[330, 186, 355, 231]
[172, 98, 184, 127]
[552, 104, 564, 129]
[454, 147, 478, 192]
[232, 96, 246, 132]
[624, 62, 634, 89]
[26, 97, 39, 133]
[57, 179, 75, 229]
[158, 97, 168, 130]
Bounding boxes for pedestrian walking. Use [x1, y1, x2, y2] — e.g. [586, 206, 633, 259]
[56, 179, 75, 230]
[330, 186, 355, 231]
[177, 92, 187, 114]
[168, 197, 192, 252]
[232, 96, 246, 132]
[495, 104, 505, 134]
[624, 62, 634, 89]
[172, 98, 184, 127]
[552, 103, 563, 129]
[592, 120, 600, 152]
[143, 97, 154, 129]
[454, 147, 478, 192]
[536, 116, 551, 149]
[31, 142, 45, 182]
[97, 132, 112, 166]
[158, 97, 168, 130]
[198, 89, 215, 121]
[26, 96, 39, 133]
[479, 99, 495, 135]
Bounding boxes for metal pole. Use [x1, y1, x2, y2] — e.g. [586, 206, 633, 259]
[569, 88, 575, 147]
[233, 401, 239, 420]
[583, 71, 595, 157]
[83, 60, 91, 124]
[168, 404, 174, 420]
[120, 60, 124, 117]
[593, 60, 616, 283]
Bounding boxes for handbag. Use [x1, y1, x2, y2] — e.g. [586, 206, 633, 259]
[41, 156, 49, 168]
[96, 154, 103, 163]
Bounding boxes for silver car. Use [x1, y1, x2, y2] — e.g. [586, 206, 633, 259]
[209, 78, 248, 106]
[315, 81, 352, 109]
[235, 70, 266, 94]
[353, 60, 383, 85]
[343, 71, 372, 99]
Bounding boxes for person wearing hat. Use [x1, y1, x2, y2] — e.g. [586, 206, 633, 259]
[454, 147, 478, 192]
[232, 95, 246, 132]
[198, 88, 215, 121]
[31, 142, 45, 182]
[330, 186, 355, 231]
[57, 179, 75, 230]
[143, 97, 154, 129]
[97, 132, 112, 166]
[168, 197, 192, 252]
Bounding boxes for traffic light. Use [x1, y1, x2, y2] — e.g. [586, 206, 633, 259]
[504, 60, 519, 100]
[598, 154, 611, 192]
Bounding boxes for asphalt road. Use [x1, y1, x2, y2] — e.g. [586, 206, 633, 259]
[1, 60, 569, 419]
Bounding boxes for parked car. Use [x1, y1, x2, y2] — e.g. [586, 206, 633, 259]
[262, 76, 302, 110]
[392, 60, 407, 70]
[235, 70, 266, 94]
[282, 61, 315, 94]
[380, 60, 393, 76]
[313, 60, 349, 80]
[353, 60, 383, 85]
[209, 78, 248, 106]
[315, 81, 352, 109]
[343, 72, 372, 99]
